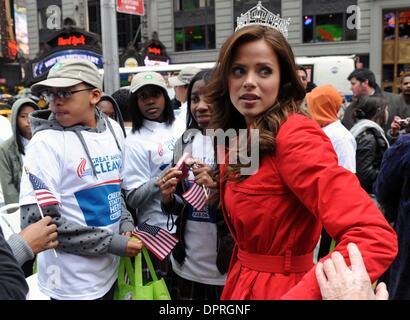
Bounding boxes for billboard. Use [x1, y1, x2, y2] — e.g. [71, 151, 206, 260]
[14, 4, 29, 57]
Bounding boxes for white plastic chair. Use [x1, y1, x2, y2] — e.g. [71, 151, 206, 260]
[0, 203, 21, 240]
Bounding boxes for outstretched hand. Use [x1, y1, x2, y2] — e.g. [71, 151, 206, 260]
[315, 243, 388, 300]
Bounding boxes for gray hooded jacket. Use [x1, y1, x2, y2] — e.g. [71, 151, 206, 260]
[0, 98, 40, 265]
[0, 98, 39, 205]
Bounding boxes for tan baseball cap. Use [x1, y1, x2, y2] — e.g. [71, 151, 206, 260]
[31, 58, 102, 93]
[168, 66, 201, 87]
[129, 71, 168, 93]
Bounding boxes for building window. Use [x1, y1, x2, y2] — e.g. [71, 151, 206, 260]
[175, 25, 215, 51]
[88, 0, 140, 55]
[174, 0, 215, 11]
[233, 0, 281, 29]
[302, 0, 357, 43]
[174, 0, 215, 51]
[117, 12, 140, 50]
[382, 8, 410, 93]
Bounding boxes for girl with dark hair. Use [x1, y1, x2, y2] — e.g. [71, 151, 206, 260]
[159, 71, 233, 299]
[122, 72, 185, 278]
[350, 96, 390, 195]
[204, 20, 397, 299]
[128, 74, 175, 134]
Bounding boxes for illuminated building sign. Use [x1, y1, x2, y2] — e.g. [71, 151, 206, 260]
[32, 49, 103, 78]
[141, 32, 170, 66]
[147, 47, 161, 55]
[57, 35, 86, 46]
[143, 45, 170, 66]
[26, 25, 102, 84]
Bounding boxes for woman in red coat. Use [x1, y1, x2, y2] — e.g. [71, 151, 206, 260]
[204, 9, 398, 299]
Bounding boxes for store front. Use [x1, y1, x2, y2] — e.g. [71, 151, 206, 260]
[382, 7, 410, 93]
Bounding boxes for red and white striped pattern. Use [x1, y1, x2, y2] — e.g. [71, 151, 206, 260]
[182, 183, 207, 211]
[34, 190, 59, 207]
[132, 222, 178, 261]
[28, 172, 59, 207]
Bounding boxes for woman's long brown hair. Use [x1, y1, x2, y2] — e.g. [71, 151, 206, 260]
[205, 25, 306, 183]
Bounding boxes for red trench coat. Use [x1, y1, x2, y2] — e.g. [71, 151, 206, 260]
[220, 114, 397, 300]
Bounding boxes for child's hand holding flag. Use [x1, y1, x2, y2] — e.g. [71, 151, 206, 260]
[25, 167, 59, 257]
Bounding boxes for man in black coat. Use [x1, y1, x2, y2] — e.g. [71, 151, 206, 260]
[0, 225, 28, 299]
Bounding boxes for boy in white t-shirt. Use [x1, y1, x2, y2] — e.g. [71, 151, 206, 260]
[19, 59, 142, 300]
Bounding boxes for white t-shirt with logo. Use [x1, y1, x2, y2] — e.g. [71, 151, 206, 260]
[19, 118, 125, 300]
[171, 132, 226, 286]
[122, 119, 185, 232]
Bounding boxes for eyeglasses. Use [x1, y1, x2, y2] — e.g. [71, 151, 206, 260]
[43, 88, 93, 101]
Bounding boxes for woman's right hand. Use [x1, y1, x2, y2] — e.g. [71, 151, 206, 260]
[158, 167, 182, 206]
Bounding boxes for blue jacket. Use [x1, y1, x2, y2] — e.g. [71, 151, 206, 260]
[375, 134, 410, 299]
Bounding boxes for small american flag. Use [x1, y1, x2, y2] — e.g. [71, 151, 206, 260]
[182, 182, 207, 211]
[28, 172, 59, 207]
[132, 222, 178, 261]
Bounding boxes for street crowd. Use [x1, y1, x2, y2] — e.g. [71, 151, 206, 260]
[1, 3, 409, 301]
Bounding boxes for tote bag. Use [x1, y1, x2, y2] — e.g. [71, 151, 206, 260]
[114, 246, 171, 300]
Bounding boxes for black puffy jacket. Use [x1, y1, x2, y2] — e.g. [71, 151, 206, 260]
[355, 128, 388, 193]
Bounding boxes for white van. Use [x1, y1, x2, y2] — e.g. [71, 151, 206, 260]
[100, 62, 215, 86]
[99, 62, 216, 98]
[102, 56, 355, 100]
[296, 55, 355, 100]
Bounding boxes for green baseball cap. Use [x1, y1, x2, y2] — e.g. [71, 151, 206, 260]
[31, 58, 102, 93]
[129, 71, 168, 93]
